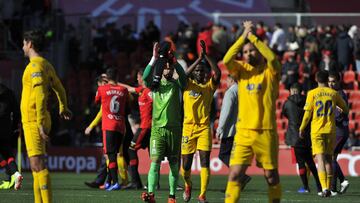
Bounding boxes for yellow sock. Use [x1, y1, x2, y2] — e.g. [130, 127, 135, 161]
[117, 156, 128, 185]
[318, 171, 327, 190]
[199, 167, 210, 197]
[32, 172, 42, 203]
[327, 174, 333, 190]
[225, 181, 241, 203]
[268, 184, 282, 203]
[38, 169, 52, 203]
[181, 167, 192, 187]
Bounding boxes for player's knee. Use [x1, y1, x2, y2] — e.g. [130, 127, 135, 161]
[200, 157, 210, 168]
[265, 169, 280, 186]
[228, 168, 242, 182]
[182, 155, 192, 170]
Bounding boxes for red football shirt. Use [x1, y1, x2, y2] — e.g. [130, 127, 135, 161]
[135, 86, 152, 129]
[95, 84, 128, 133]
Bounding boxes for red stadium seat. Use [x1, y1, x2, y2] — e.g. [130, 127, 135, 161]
[354, 111, 360, 120]
[276, 99, 286, 110]
[349, 120, 357, 131]
[277, 130, 286, 145]
[349, 90, 360, 101]
[279, 82, 285, 90]
[276, 120, 283, 130]
[279, 89, 290, 100]
[343, 71, 356, 84]
[276, 109, 282, 119]
[351, 101, 360, 110]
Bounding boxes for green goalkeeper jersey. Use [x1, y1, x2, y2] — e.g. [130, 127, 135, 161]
[143, 62, 187, 127]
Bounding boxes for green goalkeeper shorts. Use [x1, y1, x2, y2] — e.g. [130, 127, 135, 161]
[150, 126, 182, 162]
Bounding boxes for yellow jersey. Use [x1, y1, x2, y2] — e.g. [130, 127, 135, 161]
[303, 87, 348, 134]
[183, 78, 217, 125]
[21, 56, 68, 127]
[223, 35, 281, 130]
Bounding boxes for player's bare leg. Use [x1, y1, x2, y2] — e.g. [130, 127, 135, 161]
[264, 169, 281, 203]
[181, 153, 194, 202]
[225, 165, 248, 203]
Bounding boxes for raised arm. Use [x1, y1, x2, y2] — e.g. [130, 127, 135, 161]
[143, 42, 159, 88]
[174, 62, 187, 89]
[204, 54, 221, 85]
[118, 82, 136, 93]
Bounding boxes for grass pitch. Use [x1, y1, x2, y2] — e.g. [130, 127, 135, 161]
[0, 173, 359, 202]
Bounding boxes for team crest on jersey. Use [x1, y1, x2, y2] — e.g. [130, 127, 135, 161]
[189, 90, 201, 97]
[148, 91, 152, 98]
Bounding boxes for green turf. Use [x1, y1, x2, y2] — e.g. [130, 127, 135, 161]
[0, 173, 359, 202]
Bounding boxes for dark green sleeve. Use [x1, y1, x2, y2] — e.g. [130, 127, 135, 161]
[174, 63, 187, 89]
[142, 64, 153, 88]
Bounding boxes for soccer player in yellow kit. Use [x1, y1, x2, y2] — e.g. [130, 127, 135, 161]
[21, 30, 72, 203]
[181, 41, 221, 203]
[299, 71, 348, 197]
[223, 21, 282, 203]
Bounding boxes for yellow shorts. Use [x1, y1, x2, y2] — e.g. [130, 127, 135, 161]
[181, 124, 212, 154]
[23, 119, 51, 157]
[311, 133, 335, 155]
[230, 129, 279, 170]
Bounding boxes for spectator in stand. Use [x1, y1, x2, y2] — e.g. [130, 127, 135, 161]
[197, 23, 213, 58]
[319, 50, 340, 73]
[287, 25, 298, 44]
[140, 20, 161, 49]
[335, 25, 353, 72]
[270, 23, 287, 57]
[229, 24, 241, 45]
[282, 51, 299, 90]
[349, 25, 360, 73]
[212, 24, 229, 62]
[319, 27, 336, 54]
[256, 21, 266, 41]
[300, 50, 317, 93]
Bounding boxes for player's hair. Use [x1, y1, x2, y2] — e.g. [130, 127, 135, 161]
[328, 71, 341, 81]
[137, 68, 144, 76]
[316, 70, 329, 84]
[106, 68, 118, 81]
[23, 29, 45, 52]
[290, 82, 302, 93]
[96, 75, 107, 84]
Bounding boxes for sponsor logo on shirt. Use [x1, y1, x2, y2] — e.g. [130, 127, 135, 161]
[189, 90, 201, 97]
[31, 72, 42, 78]
[246, 83, 262, 92]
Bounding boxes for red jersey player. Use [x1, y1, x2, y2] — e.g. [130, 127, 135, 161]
[95, 68, 129, 191]
[118, 69, 153, 189]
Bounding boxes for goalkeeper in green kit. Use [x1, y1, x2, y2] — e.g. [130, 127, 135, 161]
[141, 41, 187, 203]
